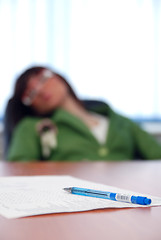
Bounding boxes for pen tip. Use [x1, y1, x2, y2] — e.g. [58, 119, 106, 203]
[63, 187, 72, 193]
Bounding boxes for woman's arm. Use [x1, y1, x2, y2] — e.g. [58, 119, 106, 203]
[131, 120, 161, 160]
[7, 118, 41, 161]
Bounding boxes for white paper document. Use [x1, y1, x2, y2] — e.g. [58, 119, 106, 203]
[0, 175, 161, 219]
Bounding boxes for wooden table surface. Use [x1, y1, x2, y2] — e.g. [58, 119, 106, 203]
[0, 160, 161, 240]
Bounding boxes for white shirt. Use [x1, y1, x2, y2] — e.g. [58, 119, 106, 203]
[89, 112, 109, 144]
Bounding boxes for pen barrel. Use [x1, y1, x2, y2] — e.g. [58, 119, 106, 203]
[71, 188, 115, 200]
[70, 188, 151, 205]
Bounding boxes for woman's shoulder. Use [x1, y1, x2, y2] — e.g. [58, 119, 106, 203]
[14, 116, 41, 133]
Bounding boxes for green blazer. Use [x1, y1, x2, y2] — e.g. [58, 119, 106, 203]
[7, 103, 161, 161]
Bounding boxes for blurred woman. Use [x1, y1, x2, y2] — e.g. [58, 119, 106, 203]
[4, 66, 161, 161]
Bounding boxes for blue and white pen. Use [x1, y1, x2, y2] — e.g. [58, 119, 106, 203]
[63, 187, 152, 205]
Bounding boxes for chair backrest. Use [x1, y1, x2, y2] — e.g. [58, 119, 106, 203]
[4, 99, 15, 158]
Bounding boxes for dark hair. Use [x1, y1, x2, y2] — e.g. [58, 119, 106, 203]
[4, 66, 80, 155]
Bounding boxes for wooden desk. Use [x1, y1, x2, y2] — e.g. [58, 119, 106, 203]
[0, 160, 161, 240]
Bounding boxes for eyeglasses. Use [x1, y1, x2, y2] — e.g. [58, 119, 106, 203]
[22, 70, 54, 106]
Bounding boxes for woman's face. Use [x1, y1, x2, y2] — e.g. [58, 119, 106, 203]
[22, 69, 69, 114]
